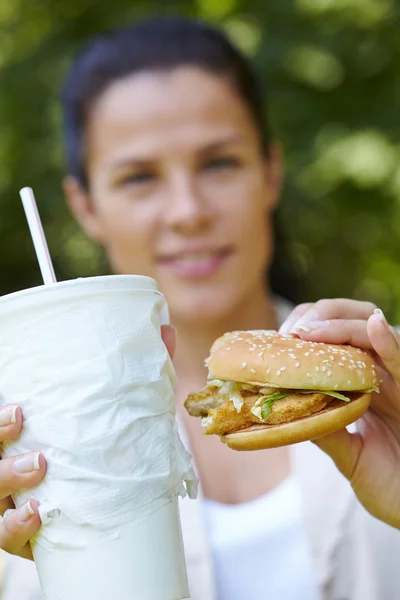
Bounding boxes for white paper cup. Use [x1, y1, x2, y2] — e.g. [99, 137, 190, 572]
[33, 498, 188, 600]
[0, 275, 193, 600]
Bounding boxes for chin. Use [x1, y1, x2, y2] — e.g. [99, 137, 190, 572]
[167, 287, 247, 324]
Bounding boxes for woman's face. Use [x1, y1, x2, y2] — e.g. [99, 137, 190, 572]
[66, 67, 281, 322]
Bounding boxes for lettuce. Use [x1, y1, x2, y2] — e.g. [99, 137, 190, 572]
[323, 391, 351, 402]
[261, 392, 290, 420]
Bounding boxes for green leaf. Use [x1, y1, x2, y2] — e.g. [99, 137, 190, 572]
[324, 391, 351, 402]
[260, 392, 289, 420]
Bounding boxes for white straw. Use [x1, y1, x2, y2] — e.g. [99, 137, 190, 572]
[20, 187, 57, 285]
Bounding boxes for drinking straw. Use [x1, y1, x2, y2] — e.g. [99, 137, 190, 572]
[20, 187, 57, 285]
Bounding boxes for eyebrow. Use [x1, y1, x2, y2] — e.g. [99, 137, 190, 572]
[199, 134, 247, 153]
[106, 134, 248, 171]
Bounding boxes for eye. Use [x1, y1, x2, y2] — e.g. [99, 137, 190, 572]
[120, 171, 156, 186]
[203, 156, 240, 172]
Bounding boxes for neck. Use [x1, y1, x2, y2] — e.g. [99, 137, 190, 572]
[172, 285, 278, 400]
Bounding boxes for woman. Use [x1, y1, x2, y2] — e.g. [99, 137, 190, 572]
[1, 17, 400, 600]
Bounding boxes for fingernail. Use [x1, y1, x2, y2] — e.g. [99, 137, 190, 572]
[373, 308, 387, 324]
[293, 321, 329, 333]
[0, 406, 17, 427]
[14, 452, 41, 475]
[3, 509, 15, 519]
[17, 501, 35, 523]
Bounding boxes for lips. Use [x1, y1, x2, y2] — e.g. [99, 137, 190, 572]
[157, 248, 233, 279]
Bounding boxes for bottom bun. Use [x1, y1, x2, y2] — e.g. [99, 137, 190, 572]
[221, 393, 371, 451]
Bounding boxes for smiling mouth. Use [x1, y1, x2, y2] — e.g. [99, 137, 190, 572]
[157, 248, 234, 278]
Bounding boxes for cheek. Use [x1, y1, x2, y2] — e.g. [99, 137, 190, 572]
[95, 196, 158, 274]
[228, 177, 272, 259]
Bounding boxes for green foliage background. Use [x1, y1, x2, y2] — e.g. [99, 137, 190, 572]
[0, 0, 399, 318]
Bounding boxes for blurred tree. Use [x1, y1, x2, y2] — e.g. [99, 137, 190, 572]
[0, 0, 399, 318]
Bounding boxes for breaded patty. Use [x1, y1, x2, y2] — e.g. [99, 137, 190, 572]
[185, 387, 332, 436]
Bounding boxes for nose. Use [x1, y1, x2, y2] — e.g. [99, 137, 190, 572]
[164, 172, 212, 235]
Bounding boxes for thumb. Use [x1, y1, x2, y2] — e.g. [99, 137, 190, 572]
[367, 310, 400, 383]
[161, 324, 177, 359]
[313, 428, 363, 481]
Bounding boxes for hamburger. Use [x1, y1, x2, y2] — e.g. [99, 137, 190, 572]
[184, 330, 379, 450]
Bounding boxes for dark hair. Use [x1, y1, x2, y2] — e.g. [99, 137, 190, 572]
[62, 16, 270, 186]
[61, 16, 299, 303]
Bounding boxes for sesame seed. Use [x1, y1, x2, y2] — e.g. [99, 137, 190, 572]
[276, 370, 281, 376]
[271, 354, 276, 358]
[226, 347, 232, 351]
[242, 362, 247, 368]
[348, 380, 351, 385]
[330, 355, 335, 360]
[289, 353, 297, 359]
[258, 352, 263, 357]
[305, 352, 310, 357]
[281, 366, 287, 371]
[342, 356, 347, 361]
[315, 366, 319, 372]
[266, 368, 271, 375]
[327, 371, 332, 377]
[306, 373, 312, 378]
[295, 362, 300, 368]
[338, 363, 344, 367]
[250, 368, 256, 374]
[321, 366, 327, 372]
[334, 383, 339, 389]
[277, 352, 281, 356]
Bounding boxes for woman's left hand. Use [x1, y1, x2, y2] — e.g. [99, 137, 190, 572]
[280, 299, 400, 529]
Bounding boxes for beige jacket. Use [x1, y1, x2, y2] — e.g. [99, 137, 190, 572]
[2, 298, 400, 599]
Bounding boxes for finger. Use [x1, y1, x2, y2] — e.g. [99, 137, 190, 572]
[0, 406, 23, 442]
[161, 324, 177, 359]
[294, 319, 372, 349]
[313, 427, 363, 481]
[0, 497, 15, 517]
[0, 452, 46, 500]
[367, 310, 400, 382]
[0, 499, 41, 558]
[290, 299, 376, 333]
[279, 303, 314, 334]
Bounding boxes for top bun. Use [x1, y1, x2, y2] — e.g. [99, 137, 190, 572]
[207, 330, 378, 392]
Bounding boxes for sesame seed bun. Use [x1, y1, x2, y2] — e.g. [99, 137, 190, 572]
[201, 330, 378, 450]
[207, 330, 378, 392]
[221, 392, 371, 450]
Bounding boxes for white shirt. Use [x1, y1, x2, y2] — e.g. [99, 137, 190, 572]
[203, 476, 320, 600]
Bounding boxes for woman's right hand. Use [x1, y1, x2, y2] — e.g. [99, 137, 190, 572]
[0, 406, 45, 559]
